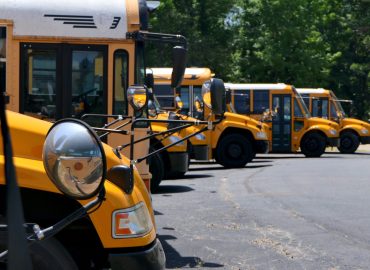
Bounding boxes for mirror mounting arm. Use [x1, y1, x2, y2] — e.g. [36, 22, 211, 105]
[126, 31, 187, 48]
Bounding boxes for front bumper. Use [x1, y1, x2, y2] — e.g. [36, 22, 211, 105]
[360, 136, 370, 144]
[109, 239, 166, 270]
[327, 137, 340, 147]
[255, 140, 269, 154]
[168, 152, 189, 173]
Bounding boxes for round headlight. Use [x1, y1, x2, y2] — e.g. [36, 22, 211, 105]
[43, 119, 106, 200]
[127, 85, 148, 111]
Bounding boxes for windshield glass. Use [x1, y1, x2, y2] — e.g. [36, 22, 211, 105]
[151, 93, 162, 111]
[294, 95, 310, 118]
[330, 91, 346, 117]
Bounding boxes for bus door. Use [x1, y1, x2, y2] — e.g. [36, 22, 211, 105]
[312, 97, 329, 119]
[271, 94, 292, 152]
[20, 43, 107, 127]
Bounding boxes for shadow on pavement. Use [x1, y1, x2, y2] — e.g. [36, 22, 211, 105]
[153, 185, 195, 195]
[256, 155, 343, 159]
[247, 164, 273, 169]
[251, 160, 273, 163]
[189, 164, 273, 171]
[325, 151, 370, 156]
[158, 234, 224, 269]
[166, 174, 214, 180]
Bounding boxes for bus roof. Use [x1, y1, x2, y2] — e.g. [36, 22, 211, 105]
[150, 67, 213, 85]
[0, 0, 133, 39]
[296, 88, 330, 95]
[225, 83, 292, 91]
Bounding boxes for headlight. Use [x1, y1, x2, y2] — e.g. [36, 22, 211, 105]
[256, 131, 267, 139]
[195, 133, 206, 141]
[329, 129, 337, 136]
[361, 128, 369, 135]
[43, 119, 106, 200]
[168, 135, 185, 146]
[112, 202, 153, 238]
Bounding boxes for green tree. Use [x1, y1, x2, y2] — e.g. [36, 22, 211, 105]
[147, 0, 237, 79]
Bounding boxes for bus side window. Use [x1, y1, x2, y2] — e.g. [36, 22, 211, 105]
[0, 27, 6, 97]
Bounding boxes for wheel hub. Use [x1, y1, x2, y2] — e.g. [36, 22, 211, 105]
[228, 143, 242, 158]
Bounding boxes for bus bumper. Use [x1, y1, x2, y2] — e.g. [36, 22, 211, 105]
[360, 136, 370, 144]
[109, 239, 166, 270]
[192, 145, 209, 160]
[168, 152, 189, 173]
[255, 140, 269, 154]
[327, 137, 340, 147]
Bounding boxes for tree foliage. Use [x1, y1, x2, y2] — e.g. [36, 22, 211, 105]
[148, 0, 369, 118]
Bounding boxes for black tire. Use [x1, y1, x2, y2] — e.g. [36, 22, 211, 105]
[0, 230, 78, 270]
[149, 151, 165, 192]
[216, 133, 253, 168]
[300, 133, 326, 157]
[338, 131, 360, 154]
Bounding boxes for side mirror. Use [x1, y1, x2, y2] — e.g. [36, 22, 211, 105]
[202, 78, 226, 115]
[145, 73, 154, 89]
[175, 96, 183, 110]
[43, 119, 106, 200]
[225, 88, 231, 105]
[148, 100, 157, 117]
[194, 97, 203, 113]
[127, 85, 148, 112]
[171, 46, 187, 88]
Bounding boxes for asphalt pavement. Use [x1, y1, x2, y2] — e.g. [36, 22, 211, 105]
[153, 147, 370, 270]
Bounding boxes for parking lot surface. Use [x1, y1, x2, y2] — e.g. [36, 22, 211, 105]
[153, 148, 370, 269]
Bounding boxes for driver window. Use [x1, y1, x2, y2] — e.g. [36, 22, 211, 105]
[330, 100, 338, 119]
[294, 99, 304, 117]
[113, 50, 128, 115]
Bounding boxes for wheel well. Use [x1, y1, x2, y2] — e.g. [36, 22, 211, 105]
[0, 186, 107, 268]
[217, 127, 255, 149]
[301, 130, 327, 144]
[340, 128, 359, 137]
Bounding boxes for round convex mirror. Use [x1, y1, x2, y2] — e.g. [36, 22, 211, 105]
[43, 119, 106, 200]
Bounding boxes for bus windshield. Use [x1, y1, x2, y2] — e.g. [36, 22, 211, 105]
[295, 94, 311, 118]
[330, 91, 346, 118]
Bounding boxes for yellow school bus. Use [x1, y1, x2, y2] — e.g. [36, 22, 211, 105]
[0, 0, 194, 268]
[1, 78, 226, 269]
[151, 68, 269, 168]
[0, 0, 196, 191]
[0, 111, 164, 269]
[297, 88, 370, 153]
[227, 83, 340, 157]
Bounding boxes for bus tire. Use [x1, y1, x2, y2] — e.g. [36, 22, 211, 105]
[300, 133, 326, 157]
[149, 151, 164, 192]
[0, 230, 78, 270]
[338, 131, 359, 154]
[216, 133, 253, 168]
